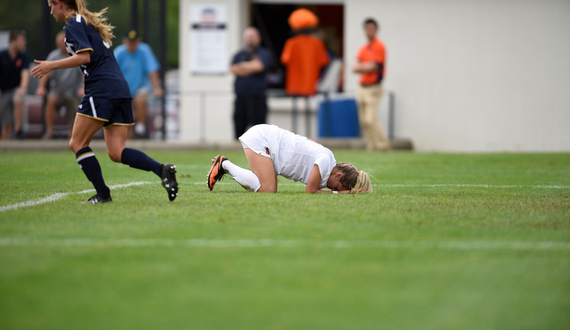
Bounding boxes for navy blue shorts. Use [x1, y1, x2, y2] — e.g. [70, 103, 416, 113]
[77, 96, 134, 128]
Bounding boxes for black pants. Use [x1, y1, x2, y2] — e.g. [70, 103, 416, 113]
[233, 94, 268, 139]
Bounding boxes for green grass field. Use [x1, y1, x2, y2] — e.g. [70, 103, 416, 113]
[1, 150, 569, 329]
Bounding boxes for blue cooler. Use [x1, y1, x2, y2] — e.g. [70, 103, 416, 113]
[318, 97, 360, 138]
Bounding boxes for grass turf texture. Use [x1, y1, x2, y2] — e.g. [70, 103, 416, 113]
[0, 151, 569, 329]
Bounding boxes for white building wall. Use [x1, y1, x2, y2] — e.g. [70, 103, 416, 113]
[178, 0, 249, 142]
[179, 0, 570, 151]
[345, 0, 570, 151]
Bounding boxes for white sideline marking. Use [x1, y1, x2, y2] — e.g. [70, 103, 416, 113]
[2, 181, 567, 212]
[0, 238, 568, 251]
[377, 184, 570, 189]
[0, 181, 152, 212]
[0, 193, 69, 212]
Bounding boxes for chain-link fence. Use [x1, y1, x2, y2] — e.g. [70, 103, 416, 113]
[0, 0, 176, 65]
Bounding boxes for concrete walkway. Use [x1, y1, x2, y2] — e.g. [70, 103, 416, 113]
[0, 138, 412, 152]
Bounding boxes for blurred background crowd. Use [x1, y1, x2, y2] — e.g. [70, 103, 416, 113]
[1, 0, 569, 152]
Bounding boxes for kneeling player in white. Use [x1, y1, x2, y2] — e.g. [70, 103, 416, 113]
[207, 124, 371, 194]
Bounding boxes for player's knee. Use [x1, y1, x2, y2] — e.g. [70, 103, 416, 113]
[47, 95, 58, 105]
[258, 184, 277, 193]
[107, 149, 122, 163]
[13, 98, 24, 107]
[68, 139, 78, 152]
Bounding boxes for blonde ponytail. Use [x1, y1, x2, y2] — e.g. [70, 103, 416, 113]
[352, 170, 372, 193]
[335, 163, 372, 194]
[58, 0, 115, 45]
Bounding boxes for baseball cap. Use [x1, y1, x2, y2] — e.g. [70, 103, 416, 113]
[126, 30, 139, 41]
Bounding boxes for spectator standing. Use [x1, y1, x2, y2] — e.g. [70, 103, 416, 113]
[114, 30, 163, 138]
[352, 18, 390, 151]
[36, 31, 84, 139]
[0, 30, 30, 139]
[281, 9, 329, 97]
[229, 27, 271, 139]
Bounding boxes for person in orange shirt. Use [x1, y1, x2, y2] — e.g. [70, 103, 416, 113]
[352, 18, 390, 151]
[281, 9, 329, 96]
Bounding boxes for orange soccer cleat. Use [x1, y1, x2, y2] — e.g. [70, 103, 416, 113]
[207, 155, 228, 191]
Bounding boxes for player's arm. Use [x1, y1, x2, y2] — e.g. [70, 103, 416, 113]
[307, 164, 350, 194]
[230, 62, 261, 76]
[280, 40, 291, 66]
[305, 165, 322, 193]
[149, 71, 164, 97]
[229, 63, 250, 76]
[17, 69, 30, 96]
[352, 61, 379, 74]
[230, 58, 264, 77]
[36, 72, 50, 96]
[31, 52, 91, 79]
[229, 63, 241, 75]
[239, 57, 265, 75]
[306, 164, 344, 194]
[77, 75, 85, 98]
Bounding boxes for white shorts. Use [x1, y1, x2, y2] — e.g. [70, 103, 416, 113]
[238, 124, 282, 161]
[134, 87, 150, 99]
[239, 124, 336, 187]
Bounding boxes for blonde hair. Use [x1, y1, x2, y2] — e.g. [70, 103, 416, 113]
[55, 0, 115, 45]
[335, 162, 372, 193]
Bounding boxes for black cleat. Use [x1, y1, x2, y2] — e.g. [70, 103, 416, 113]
[14, 130, 26, 140]
[82, 194, 113, 204]
[133, 131, 148, 139]
[161, 163, 178, 201]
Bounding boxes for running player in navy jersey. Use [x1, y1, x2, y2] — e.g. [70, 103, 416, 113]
[32, 0, 178, 204]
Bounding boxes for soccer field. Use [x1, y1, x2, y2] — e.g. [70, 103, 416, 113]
[1, 150, 569, 329]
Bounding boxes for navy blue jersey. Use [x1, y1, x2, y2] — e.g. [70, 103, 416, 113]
[0, 49, 30, 91]
[64, 15, 131, 99]
[231, 46, 271, 95]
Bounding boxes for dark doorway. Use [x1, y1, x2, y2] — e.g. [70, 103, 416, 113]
[251, 3, 344, 90]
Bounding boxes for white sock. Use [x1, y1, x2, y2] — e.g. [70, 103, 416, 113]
[222, 160, 261, 192]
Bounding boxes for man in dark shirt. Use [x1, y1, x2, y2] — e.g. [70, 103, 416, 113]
[229, 27, 271, 139]
[0, 30, 30, 139]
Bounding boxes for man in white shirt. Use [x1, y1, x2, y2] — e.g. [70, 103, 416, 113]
[36, 31, 84, 138]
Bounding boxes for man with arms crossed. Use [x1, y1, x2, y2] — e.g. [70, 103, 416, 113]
[0, 30, 30, 139]
[229, 27, 271, 139]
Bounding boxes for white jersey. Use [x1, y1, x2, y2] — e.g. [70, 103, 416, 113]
[239, 125, 337, 189]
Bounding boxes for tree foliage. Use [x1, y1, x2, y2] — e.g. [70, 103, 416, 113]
[0, 0, 179, 67]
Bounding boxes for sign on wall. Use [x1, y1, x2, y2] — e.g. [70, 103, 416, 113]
[189, 4, 228, 75]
